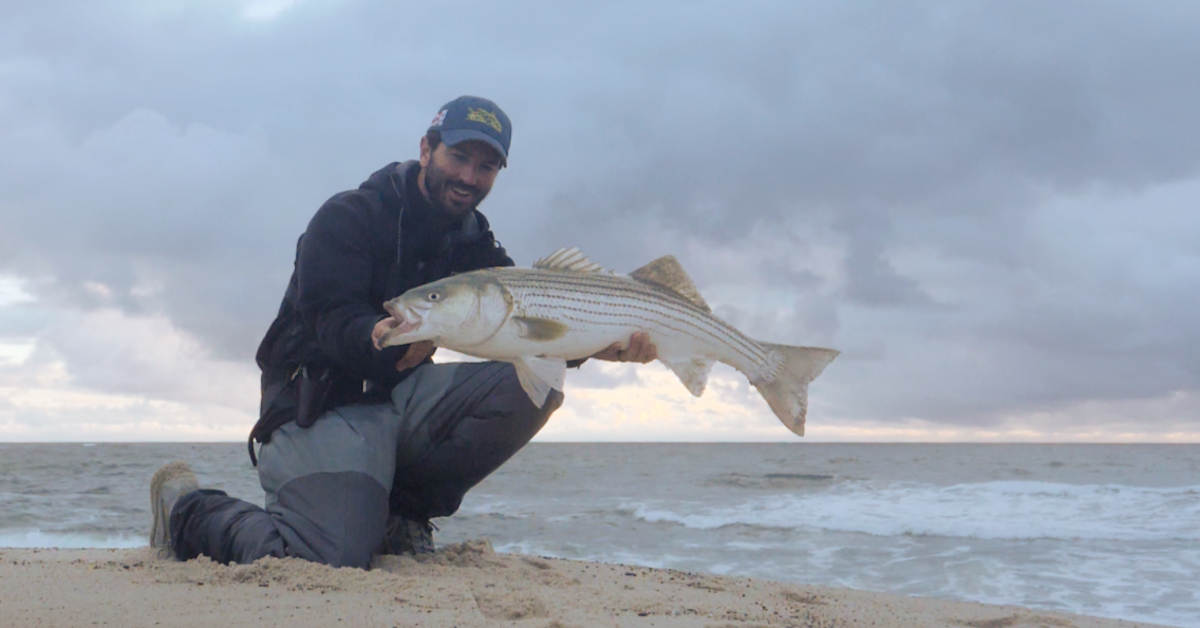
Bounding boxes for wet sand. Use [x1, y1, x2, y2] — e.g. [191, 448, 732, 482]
[0, 540, 1169, 628]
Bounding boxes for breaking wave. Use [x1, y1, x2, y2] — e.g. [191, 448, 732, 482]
[0, 529, 146, 549]
[630, 480, 1200, 541]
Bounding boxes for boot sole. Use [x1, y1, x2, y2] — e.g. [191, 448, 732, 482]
[149, 461, 199, 554]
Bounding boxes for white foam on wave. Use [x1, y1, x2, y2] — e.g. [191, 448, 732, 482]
[0, 529, 146, 549]
[456, 499, 532, 519]
[631, 480, 1200, 541]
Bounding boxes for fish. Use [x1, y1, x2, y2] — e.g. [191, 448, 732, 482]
[377, 247, 839, 436]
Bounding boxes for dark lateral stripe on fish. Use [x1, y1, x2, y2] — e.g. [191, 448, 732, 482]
[509, 282, 738, 337]
[502, 273, 757, 346]
[502, 280, 767, 365]
[542, 303, 719, 353]
[527, 295, 756, 362]
[496, 273, 770, 368]
[500, 273, 760, 351]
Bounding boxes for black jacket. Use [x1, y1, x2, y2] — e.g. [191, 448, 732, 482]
[251, 161, 513, 445]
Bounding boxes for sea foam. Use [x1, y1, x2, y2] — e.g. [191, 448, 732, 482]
[630, 480, 1200, 541]
[0, 529, 145, 549]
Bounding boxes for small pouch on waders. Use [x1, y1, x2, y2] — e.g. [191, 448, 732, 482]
[247, 365, 332, 466]
[295, 365, 333, 428]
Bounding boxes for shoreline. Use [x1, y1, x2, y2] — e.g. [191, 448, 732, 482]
[0, 540, 1170, 628]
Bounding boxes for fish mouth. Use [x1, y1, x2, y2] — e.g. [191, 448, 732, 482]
[383, 299, 405, 320]
[378, 316, 421, 348]
[377, 301, 422, 348]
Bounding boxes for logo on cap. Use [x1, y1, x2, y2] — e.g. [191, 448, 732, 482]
[467, 108, 503, 133]
[430, 110, 447, 127]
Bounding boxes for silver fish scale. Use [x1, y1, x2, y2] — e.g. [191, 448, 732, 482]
[491, 268, 774, 374]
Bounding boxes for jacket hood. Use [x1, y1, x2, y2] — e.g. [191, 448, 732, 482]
[360, 161, 494, 240]
[359, 161, 413, 210]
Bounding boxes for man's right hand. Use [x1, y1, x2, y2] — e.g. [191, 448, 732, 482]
[373, 317, 435, 370]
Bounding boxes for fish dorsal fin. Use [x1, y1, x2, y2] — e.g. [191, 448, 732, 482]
[533, 247, 609, 273]
[630, 255, 710, 312]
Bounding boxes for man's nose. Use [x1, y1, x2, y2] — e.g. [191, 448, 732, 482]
[458, 164, 479, 186]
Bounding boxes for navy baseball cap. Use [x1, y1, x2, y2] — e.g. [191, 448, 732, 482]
[427, 96, 512, 166]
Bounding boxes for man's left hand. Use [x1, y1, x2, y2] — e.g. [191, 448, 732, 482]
[394, 340, 436, 371]
[591, 332, 658, 364]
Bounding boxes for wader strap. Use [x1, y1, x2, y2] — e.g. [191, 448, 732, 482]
[247, 368, 299, 466]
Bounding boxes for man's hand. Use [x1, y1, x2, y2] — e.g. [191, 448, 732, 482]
[373, 317, 435, 370]
[591, 332, 658, 364]
[393, 340, 436, 371]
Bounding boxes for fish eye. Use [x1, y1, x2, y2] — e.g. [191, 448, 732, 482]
[427, 291, 440, 301]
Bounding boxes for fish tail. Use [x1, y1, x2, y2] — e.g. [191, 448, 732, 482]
[752, 343, 839, 436]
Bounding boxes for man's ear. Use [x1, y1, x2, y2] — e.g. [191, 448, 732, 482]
[419, 136, 432, 168]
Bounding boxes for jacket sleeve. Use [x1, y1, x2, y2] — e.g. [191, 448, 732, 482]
[295, 193, 407, 381]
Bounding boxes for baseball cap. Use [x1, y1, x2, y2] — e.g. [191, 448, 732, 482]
[427, 96, 512, 166]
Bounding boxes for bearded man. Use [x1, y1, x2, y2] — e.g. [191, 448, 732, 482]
[149, 96, 655, 568]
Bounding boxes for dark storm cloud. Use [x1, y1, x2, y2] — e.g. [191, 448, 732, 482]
[1, 0, 1197, 431]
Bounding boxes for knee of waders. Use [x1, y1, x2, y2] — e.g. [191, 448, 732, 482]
[272, 472, 390, 569]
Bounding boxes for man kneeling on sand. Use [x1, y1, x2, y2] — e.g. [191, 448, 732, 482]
[149, 96, 655, 569]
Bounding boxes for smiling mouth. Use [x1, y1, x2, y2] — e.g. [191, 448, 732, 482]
[447, 183, 476, 203]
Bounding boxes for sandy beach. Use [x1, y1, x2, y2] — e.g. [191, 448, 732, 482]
[0, 540, 1169, 628]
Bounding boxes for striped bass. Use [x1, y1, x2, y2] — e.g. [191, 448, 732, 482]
[377, 247, 838, 436]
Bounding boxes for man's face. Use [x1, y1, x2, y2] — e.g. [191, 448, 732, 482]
[419, 137, 502, 219]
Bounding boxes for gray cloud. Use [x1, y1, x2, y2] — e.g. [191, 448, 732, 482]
[1, 0, 1198, 434]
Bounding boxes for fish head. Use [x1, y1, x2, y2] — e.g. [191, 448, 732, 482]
[377, 272, 511, 350]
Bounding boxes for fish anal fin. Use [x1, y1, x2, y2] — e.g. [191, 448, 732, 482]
[630, 255, 710, 312]
[660, 356, 714, 397]
[512, 356, 568, 408]
[512, 316, 570, 341]
[533, 247, 609, 274]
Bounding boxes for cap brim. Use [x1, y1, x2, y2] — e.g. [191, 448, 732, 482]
[440, 129, 508, 166]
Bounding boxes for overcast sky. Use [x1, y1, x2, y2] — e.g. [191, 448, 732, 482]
[1, 0, 1197, 442]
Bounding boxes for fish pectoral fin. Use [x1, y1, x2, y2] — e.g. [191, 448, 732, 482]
[660, 356, 714, 397]
[512, 316, 570, 341]
[629, 256, 710, 313]
[512, 356, 568, 408]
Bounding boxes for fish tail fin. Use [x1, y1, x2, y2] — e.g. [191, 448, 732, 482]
[753, 343, 839, 436]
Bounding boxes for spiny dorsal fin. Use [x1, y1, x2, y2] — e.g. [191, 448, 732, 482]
[630, 255, 710, 312]
[533, 247, 610, 273]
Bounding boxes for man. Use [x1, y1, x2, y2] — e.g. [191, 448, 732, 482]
[149, 96, 655, 569]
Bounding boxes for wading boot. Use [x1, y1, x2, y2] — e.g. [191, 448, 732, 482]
[378, 515, 436, 556]
[149, 461, 200, 558]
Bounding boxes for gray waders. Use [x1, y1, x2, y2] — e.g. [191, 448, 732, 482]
[168, 361, 560, 569]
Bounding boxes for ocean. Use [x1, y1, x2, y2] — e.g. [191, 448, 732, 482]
[1, 442, 1196, 627]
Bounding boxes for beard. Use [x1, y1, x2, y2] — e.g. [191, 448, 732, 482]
[423, 160, 487, 219]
